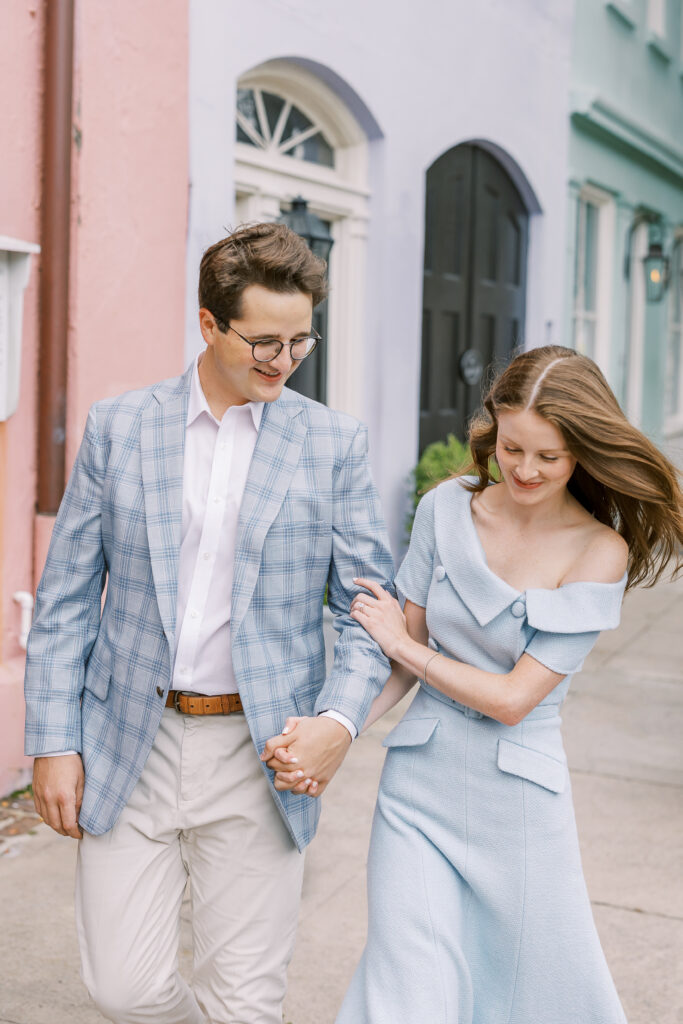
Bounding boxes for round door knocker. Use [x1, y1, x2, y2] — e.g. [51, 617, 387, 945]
[459, 349, 484, 387]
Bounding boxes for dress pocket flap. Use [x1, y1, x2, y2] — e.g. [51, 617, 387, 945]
[382, 717, 439, 749]
[497, 738, 566, 793]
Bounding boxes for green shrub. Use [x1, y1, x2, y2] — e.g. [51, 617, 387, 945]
[406, 434, 472, 537]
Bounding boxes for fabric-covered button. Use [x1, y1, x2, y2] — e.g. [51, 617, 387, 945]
[511, 599, 526, 618]
[435, 565, 446, 581]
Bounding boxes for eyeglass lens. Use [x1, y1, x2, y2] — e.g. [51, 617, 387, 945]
[252, 337, 317, 362]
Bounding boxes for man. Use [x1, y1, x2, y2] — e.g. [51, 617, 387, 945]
[24, 222, 394, 1024]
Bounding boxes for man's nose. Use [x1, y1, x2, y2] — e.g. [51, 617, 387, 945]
[269, 345, 294, 374]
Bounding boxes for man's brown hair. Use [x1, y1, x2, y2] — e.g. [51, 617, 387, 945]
[198, 222, 329, 329]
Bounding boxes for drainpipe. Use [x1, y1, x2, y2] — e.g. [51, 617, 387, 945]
[37, 0, 75, 514]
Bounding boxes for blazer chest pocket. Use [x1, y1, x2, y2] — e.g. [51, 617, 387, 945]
[83, 647, 112, 701]
[382, 717, 439, 748]
[497, 738, 566, 793]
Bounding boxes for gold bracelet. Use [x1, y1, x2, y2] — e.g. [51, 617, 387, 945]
[423, 651, 441, 685]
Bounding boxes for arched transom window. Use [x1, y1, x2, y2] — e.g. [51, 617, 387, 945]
[232, 60, 372, 418]
[236, 87, 335, 168]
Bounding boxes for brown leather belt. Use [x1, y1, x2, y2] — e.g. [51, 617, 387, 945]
[166, 691, 244, 715]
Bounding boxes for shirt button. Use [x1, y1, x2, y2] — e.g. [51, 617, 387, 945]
[435, 565, 446, 581]
[181, 666, 190, 675]
[203, 552, 211, 561]
[190, 609, 199, 619]
[213, 496, 221, 503]
[511, 599, 526, 618]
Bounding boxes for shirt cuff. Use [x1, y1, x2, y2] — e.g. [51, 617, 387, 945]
[319, 710, 357, 740]
[37, 750, 79, 757]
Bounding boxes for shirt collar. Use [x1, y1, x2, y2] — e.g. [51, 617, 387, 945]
[187, 354, 263, 431]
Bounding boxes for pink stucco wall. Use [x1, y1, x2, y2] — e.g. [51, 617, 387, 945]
[67, 0, 189, 463]
[0, 3, 44, 793]
[0, 0, 188, 795]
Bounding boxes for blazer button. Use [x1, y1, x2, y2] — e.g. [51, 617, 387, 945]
[510, 599, 526, 618]
[435, 565, 446, 581]
[156, 685, 164, 698]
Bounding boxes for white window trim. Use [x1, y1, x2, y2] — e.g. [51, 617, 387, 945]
[572, 184, 615, 377]
[626, 221, 649, 427]
[646, 0, 666, 37]
[234, 61, 371, 419]
[664, 231, 683, 437]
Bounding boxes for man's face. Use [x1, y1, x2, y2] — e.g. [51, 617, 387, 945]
[200, 284, 314, 406]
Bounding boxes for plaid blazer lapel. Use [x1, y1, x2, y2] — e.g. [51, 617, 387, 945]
[140, 367, 192, 656]
[231, 394, 307, 636]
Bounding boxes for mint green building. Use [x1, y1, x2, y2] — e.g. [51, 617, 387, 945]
[566, 0, 683, 463]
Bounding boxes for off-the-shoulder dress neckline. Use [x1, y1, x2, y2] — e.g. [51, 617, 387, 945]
[462, 481, 627, 596]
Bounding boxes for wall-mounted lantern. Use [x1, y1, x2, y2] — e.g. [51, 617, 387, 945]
[643, 236, 670, 303]
[0, 236, 40, 421]
[279, 196, 334, 264]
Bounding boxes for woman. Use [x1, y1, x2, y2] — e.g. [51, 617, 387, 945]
[325, 346, 682, 1023]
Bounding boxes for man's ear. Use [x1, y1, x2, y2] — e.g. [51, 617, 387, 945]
[198, 308, 218, 347]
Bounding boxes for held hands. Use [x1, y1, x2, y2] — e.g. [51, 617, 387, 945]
[350, 577, 409, 659]
[260, 715, 352, 798]
[32, 754, 85, 839]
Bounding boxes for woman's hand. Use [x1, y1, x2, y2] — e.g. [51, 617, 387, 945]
[350, 577, 409, 659]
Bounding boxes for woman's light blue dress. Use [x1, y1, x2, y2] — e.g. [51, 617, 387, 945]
[336, 478, 628, 1024]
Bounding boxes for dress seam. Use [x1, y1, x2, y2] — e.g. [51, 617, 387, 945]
[413, 747, 449, 1024]
[506, 720, 528, 1024]
[463, 716, 473, 927]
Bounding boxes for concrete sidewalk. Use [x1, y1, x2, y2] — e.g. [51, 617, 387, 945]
[1, 579, 681, 1023]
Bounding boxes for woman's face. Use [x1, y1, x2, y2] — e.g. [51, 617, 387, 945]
[495, 408, 577, 505]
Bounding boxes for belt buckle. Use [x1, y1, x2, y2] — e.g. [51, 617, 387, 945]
[173, 690, 196, 713]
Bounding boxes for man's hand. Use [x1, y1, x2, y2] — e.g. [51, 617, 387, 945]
[33, 754, 85, 838]
[261, 716, 352, 798]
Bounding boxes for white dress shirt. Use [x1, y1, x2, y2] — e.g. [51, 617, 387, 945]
[47, 357, 355, 754]
[172, 356, 262, 695]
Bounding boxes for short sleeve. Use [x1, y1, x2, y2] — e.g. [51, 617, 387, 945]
[523, 574, 626, 677]
[524, 628, 600, 677]
[395, 488, 437, 607]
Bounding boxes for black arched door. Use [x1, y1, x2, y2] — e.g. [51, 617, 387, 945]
[419, 144, 529, 452]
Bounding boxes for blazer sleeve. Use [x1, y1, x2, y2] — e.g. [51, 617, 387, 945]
[24, 405, 108, 755]
[314, 423, 395, 731]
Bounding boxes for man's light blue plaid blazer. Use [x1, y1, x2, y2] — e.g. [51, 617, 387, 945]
[24, 364, 394, 851]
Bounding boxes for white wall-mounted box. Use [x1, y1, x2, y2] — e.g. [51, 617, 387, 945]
[0, 236, 40, 422]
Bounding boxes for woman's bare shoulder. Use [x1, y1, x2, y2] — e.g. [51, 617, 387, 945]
[563, 520, 629, 585]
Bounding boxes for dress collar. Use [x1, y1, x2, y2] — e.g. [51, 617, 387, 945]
[433, 478, 627, 631]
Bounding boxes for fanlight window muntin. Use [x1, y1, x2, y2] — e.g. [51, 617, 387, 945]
[236, 87, 335, 168]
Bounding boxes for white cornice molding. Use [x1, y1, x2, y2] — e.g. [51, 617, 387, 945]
[570, 91, 683, 184]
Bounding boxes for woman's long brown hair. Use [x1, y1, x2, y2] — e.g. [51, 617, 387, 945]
[463, 345, 683, 590]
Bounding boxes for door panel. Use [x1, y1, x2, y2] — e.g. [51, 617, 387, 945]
[419, 145, 528, 452]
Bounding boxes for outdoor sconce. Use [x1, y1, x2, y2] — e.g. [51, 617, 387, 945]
[643, 240, 670, 303]
[279, 196, 334, 264]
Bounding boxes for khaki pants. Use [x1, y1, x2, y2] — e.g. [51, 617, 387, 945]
[75, 708, 305, 1024]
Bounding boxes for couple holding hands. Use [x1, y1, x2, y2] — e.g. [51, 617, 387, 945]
[25, 222, 682, 1024]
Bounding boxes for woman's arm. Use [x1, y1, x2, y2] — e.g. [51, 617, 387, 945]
[361, 601, 427, 730]
[362, 602, 428, 733]
[361, 666, 416, 731]
[351, 579, 564, 727]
